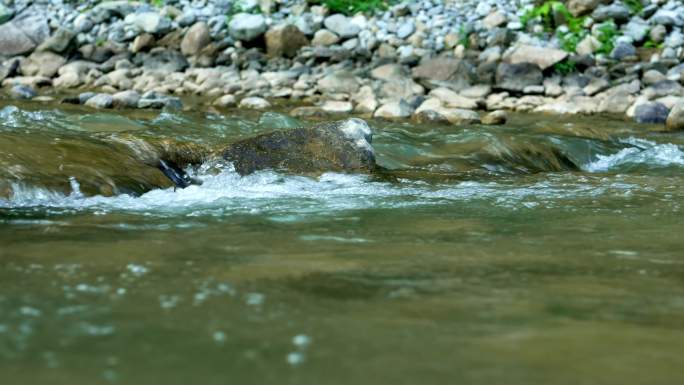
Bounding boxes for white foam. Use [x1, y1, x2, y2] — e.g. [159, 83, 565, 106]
[0, 166, 648, 217]
[338, 118, 373, 153]
[583, 137, 684, 172]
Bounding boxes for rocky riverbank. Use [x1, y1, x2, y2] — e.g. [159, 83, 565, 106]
[2, 0, 684, 130]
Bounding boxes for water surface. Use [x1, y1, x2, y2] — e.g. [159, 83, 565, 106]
[1, 102, 683, 385]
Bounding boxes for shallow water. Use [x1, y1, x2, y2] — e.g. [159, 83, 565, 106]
[1, 102, 683, 385]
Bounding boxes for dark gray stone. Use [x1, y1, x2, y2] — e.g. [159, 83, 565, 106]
[9, 85, 37, 100]
[634, 102, 669, 124]
[495, 63, 543, 93]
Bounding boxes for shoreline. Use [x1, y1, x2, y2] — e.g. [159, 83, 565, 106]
[1, 0, 684, 130]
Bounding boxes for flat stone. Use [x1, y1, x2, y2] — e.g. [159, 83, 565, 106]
[239, 96, 271, 110]
[483, 11, 507, 29]
[124, 12, 172, 34]
[429, 88, 478, 109]
[374, 100, 413, 119]
[320, 100, 353, 114]
[505, 44, 568, 71]
[317, 71, 359, 94]
[592, 3, 630, 23]
[323, 14, 360, 38]
[311, 29, 339, 46]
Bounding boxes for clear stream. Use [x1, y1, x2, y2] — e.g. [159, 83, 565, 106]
[1, 102, 683, 385]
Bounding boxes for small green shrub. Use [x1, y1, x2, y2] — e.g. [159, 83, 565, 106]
[557, 29, 584, 53]
[520, 1, 584, 33]
[595, 20, 618, 55]
[643, 39, 664, 49]
[553, 59, 577, 75]
[458, 25, 470, 49]
[623, 0, 644, 15]
[309, 0, 392, 16]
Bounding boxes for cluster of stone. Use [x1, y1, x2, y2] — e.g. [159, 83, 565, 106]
[1, 0, 684, 129]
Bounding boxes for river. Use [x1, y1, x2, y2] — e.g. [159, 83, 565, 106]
[1, 102, 683, 384]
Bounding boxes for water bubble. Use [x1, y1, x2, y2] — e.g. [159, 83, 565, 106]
[159, 295, 181, 309]
[245, 293, 265, 306]
[292, 334, 311, 348]
[213, 331, 226, 344]
[286, 352, 305, 366]
[19, 306, 42, 317]
[125, 264, 149, 277]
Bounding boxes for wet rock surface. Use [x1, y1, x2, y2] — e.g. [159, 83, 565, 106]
[221, 118, 377, 176]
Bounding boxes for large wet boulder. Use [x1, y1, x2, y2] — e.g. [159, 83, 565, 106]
[220, 119, 377, 176]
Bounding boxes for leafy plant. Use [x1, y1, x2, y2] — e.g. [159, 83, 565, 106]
[520, 1, 584, 33]
[553, 59, 577, 75]
[150, 0, 165, 8]
[458, 25, 470, 49]
[309, 0, 393, 16]
[643, 39, 664, 49]
[521, 1, 588, 53]
[595, 20, 618, 55]
[623, 0, 644, 15]
[557, 29, 584, 53]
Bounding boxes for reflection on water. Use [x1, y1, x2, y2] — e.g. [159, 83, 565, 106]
[1, 103, 683, 385]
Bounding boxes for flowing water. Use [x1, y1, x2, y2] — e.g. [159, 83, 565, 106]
[1, 101, 683, 384]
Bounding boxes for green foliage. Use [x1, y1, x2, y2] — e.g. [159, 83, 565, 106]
[309, 0, 392, 16]
[458, 25, 470, 49]
[95, 37, 106, 47]
[643, 39, 664, 49]
[553, 59, 577, 75]
[521, 1, 589, 53]
[150, 0, 165, 8]
[595, 20, 618, 55]
[623, 0, 644, 15]
[557, 29, 584, 53]
[520, 1, 584, 33]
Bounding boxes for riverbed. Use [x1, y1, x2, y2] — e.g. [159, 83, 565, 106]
[1, 102, 683, 384]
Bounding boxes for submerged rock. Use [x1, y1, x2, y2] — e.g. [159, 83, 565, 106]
[220, 118, 377, 176]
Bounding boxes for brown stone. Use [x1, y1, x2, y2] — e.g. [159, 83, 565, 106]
[265, 24, 309, 58]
